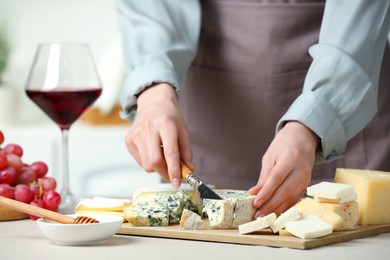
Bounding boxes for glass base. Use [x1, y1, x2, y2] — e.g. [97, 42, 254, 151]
[59, 189, 77, 214]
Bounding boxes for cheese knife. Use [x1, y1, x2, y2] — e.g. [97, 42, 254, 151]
[180, 161, 222, 200]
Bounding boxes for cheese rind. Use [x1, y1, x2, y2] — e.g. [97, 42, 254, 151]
[270, 207, 301, 233]
[238, 213, 276, 235]
[335, 168, 390, 225]
[294, 198, 342, 230]
[307, 182, 354, 199]
[321, 201, 359, 231]
[285, 215, 333, 239]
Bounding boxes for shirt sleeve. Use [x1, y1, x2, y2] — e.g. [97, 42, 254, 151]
[115, 0, 201, 121]
[277, 0, 390, 163]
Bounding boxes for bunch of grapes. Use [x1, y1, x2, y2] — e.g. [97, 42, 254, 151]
[0, 130, 61, 220]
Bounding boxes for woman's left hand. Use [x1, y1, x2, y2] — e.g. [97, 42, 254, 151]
[248, 121, 320, 218]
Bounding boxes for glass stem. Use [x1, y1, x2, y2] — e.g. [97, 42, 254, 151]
[61, 128, 72, 197]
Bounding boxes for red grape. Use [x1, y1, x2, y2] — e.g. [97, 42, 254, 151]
[42, 190, 61, 211]
[29, 161, 48, 178]
[14, 184, 35, 203]
[39, 177, 57, 191]
[0, 151, 7, 169]
[4, 144, 23, 157]
[15, 168, 36, 184]
[0, 131, 4, 145]
[6, 154, 23, 173]
[0, 183, 14, 198]
[29, 200, 45, 220]
[0, 166, 18, 185]
[29, 182, 41, 198]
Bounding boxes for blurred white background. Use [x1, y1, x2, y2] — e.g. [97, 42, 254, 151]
[0, 0, 160, 200]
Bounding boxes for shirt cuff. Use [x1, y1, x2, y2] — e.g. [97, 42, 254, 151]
[277, 92, 346, 163]
[119, 61, 179, 122]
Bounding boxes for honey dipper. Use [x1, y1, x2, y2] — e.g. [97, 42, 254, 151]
[0, 195, 99, 224]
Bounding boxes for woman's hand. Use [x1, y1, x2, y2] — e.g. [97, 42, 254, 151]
[124, 83, 194, 188]
[248, 121, 320, 218]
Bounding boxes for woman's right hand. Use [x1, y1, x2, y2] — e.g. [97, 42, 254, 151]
[124, 83, 194, 188]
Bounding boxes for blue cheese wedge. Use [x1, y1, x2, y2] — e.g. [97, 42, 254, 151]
[123, 201, 169, 226]
[134, 190, 195, 224]
[203, 190, 256, 229]
[179, 209, 205, 230]
[203, 198, 236, 228]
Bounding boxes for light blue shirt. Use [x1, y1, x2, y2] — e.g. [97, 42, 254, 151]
[115, 0, 390, 163]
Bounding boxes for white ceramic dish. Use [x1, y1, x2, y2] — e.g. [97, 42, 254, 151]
[36, 214, 123, 246]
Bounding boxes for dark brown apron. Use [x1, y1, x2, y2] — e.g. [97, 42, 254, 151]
[179, 0, 390, 189]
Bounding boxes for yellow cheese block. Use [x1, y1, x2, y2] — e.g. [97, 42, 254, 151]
[335, 168, 390, 225]
[294, 198, 342, 230]
[321, 201, 359, 231]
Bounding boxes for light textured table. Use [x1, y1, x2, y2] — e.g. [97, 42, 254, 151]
[1, 219, 389, 260]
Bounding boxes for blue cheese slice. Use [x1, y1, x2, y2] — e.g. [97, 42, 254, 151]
[134, 190, 195, 224]
[179, 209, 205, 230]
[203, 198, 236, 228]
[123, 201, 169, 226]
[203, 190, 256, 229]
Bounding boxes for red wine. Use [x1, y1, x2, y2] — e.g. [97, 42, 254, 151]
[26, 88, 102, 129]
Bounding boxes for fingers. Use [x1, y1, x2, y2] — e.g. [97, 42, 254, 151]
[248, 153, 275, 195]
[252, 150, 295, 209]
[160, 120, 181, 188]
[253, 169, 310, 218]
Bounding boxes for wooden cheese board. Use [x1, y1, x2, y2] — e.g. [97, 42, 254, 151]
[118, 221, 390, 249]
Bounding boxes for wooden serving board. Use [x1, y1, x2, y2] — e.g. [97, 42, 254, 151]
[118, 222, 390, 249]
[0, 205, 28, 221]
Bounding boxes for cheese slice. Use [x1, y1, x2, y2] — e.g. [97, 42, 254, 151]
[294, 198, 342, 230]
[314, 191, 358, 204]
[123, 201, 170, 226]
[270, 207, 301, 233]
[75, 196, 130, 212]
[203, 190, 256, 229]
[335, 168, 390, 225]
[203, 198, 236, 229]
[180, 209, 205, 230]
[238, 213, 276, 235]
[285, 215, 333, 239]
[307, 182, 354, 199]
[321, 201, 359, 231]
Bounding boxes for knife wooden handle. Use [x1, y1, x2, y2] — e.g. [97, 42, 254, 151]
[0, 195, 75, 224]
[180, 161, 193, 180]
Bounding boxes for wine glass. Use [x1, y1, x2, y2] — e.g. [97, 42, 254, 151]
[25, 43, 102, 212]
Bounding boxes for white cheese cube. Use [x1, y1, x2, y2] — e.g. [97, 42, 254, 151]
[270, 207, 301, 233]
[285, 215, 333, 239]
[238, 213, 276, 235]
[307, 182, 354, 199]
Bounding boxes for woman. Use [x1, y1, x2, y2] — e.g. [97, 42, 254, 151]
[116, 0, 390, 217]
